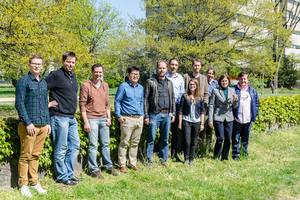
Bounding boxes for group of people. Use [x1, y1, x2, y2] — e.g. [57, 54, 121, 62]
[15, 52, 259, 197]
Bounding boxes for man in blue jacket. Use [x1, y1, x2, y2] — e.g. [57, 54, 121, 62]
[231, 72, 259, 161]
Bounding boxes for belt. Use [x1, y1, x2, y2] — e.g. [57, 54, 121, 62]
[123, 114, 142, 118]
[161, 109, 169, 114]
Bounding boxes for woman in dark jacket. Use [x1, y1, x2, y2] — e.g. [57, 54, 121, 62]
[178, 79, 205, 166]
[208, 74, 239, 160]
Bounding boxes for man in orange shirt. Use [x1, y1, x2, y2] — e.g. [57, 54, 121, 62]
[79, 63, 118, 178]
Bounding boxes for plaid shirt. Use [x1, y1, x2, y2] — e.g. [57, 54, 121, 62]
[15, 72, 50, 126]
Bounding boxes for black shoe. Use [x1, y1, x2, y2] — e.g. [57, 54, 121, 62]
[70, 176, 83, 182]
[60, 180, 77, 186]
[233, 156, 239, 161]
[174, 154, 183, 162]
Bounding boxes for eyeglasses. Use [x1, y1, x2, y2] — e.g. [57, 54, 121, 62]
[30, 63, 43, 67]
[130, 73, 140, 76]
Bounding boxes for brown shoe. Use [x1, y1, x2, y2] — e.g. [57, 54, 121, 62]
[162, 163, 168, 168]
[129, 166, 141, 171]
[120, 166, 128, 173]
[91, 171, 104, 179]
[148, 164, 153, 169]
[106, 167, 118, 176]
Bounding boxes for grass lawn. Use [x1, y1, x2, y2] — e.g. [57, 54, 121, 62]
[0, 86, 118, 98]
[0, 101, 18, 118]
[0, 98, 115, 118]
[1, 126, 300, 199]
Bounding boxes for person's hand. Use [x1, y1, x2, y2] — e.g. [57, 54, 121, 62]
[84, 122, 91, 133]
[178, 123, 182, 130]
[233, 94, 238, 101]
[171, 115, 175, 123]
[48, 100, 58, 108]
[106, 118, 111, 126]
[118, 117, 125, 123]
[144, 118, 150, 125]
[208, 122, 213, 128]
[200, 124, 204, 131]
[26, 123, 36, 136]
[46, 125, 51, 135]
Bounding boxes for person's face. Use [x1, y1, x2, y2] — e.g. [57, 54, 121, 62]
[189, 81, 197, 92]
[220, 77, 229, 88]
[92, 66, 103, 81]
[168, 60, 178, 74]
[62, 56, 76, 73]
[128, 70, 140, 84]
[192, 61, 201, 73]
[157, 62, 167, 77]
[238, 75, 248, 88]
[28, 58, 43, 75]
[207, 70, 215, 81]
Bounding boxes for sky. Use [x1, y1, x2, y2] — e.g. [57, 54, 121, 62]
[108, 0, 145, 23]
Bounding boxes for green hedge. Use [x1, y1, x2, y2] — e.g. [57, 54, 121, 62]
[1, 95, 300, 174]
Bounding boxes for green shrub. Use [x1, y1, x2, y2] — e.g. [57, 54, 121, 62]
[1, 95, 300, 174]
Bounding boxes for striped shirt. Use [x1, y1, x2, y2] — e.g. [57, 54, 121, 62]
[15, 72, 50, 126]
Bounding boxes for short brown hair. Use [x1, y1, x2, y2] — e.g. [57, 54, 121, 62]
[157, 60, 167, 68]
[207, 68, 215, 75]
[218, 74, 230, 86]
[62, 51, 77, 62]
[192, 58, 202, 66]
[29, 55, 42, 64]
[91, 63, 103, 71]
[238, 71, 248, 78]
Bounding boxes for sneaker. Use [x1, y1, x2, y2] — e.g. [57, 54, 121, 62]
[189, 160, 194, 167]
[107, 167, 118, 176]
[91, 171, 104, 179]
[20, 185, 32, 197]
[31, 183, 47, 194]
[184, 160, 189, 165]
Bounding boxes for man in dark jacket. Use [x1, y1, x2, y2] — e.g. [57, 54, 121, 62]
[45, 52, 82, 185]
[231, 72, 259, 161]
[144, 60, 176, 168]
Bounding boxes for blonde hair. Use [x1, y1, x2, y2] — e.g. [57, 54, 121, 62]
[185, 78, 202, 104]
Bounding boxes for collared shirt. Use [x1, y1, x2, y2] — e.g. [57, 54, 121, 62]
[15, 72, 50, 126]
[236, 83, 252, 124]
[208, 79, 218, 96]
[166, 71, 185, 104]
[115, 80, 144, 119]
[157, 77, 170, 112]
[79, 79, 110, 119]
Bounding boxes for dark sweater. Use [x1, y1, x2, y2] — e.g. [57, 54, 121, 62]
[45, 67, 78, 117]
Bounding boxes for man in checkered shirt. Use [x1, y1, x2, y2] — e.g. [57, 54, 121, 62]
[15, 55, 50, 197]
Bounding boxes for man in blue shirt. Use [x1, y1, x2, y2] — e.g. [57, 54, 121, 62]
[200, 68, 218, 151]
[166, 58, 185, 162]
[115, 66, 144, 173]
[15, 55, 50, 197]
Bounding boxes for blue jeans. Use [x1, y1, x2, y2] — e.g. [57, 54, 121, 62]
[146, 112, 171, 164]
[51, 116, 80, 182]
[232, 121, 252, 158]
[88, 118, 112, 172]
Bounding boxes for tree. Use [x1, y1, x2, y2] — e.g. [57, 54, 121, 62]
[135, 0, 292, 76]
[270, 0, 300, 88]
[0, 0, 124, 85]
[278, 55, 299, 88]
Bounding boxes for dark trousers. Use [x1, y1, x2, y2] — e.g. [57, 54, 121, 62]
[182, 120, 200, 161]
[171, 103, 180, 156]
[232, 120, 252, 158]
[213, 120, 233, 160]
[199, 111, 213, 145]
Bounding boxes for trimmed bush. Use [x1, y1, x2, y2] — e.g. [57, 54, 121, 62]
[1, 95, 300, 174]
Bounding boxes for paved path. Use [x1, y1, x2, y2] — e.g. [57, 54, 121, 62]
[0, 98, 15, 102]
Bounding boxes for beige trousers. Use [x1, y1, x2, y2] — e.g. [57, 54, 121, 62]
[118, 116, 143, 167]
[18, 122, 47, 187]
